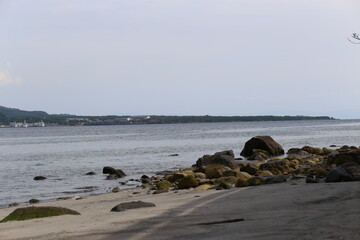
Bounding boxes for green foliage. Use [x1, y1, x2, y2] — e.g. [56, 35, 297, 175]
[0, 206, 80, 222]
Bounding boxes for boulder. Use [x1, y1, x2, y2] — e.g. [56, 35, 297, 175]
[85, 171, 96, 176]
[240, 164, 259, 175]
[177, 175, 198, 189]
[240, 136, 284, 157]
[28, 199, 40, 204]
[196, 150, 236, 168]
[1, 207, 80, 222]
[155, 180, 172, 190]
[205, 165, 231, 179]
[112, 187, 121, 193]
[325, 167, 355, 182]
[247, 177, 263, 186]
[103, 166, 126, 178]
[111, 201, 156, 212]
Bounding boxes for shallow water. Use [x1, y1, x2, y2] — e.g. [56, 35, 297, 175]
[1, 119, 360, 207]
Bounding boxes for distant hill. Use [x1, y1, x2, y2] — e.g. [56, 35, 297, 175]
[0, 106, 48, 117]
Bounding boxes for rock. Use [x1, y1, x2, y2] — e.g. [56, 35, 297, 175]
[153, 189, 168, 194]
[217, 182, 232, 190]
[235, 179, 249, 188]
[111, 201, 156, 212]
[28, 199, 40, 204]
[247, 177, 263, 186]
[196, 150, 236, 168]
[263, 175, 287, 184]
[215, 176, 237, 185]
[306, 166, 328, 178]
[1, 207, 80, 222]
[194, 184, 213, 190]
[141, 175, 149, 179]
[205, 165, 231, 179]
[155, 180, 172, 190]
[207, 154, 238, 170]
[240, 164, 259, 175]
[325, 167, 355, 182]
[34, 176, 47, 180]
[103, 166, 126, 178]
[194, 172, 206, 179]
[8, 203, 19, 207]
[241, 136, 284, 157]
[259, 159, 291, 175]
[112, 187, 121, 193]
[287, 148, 310, 157]
[339, 162, 360, 174]
[106, 174, 119, 180]
[306, 175, 319, 183]
[85, 171, 96, 176]
[257, 170, 274, 177]
[169, 154, 179, 157]
[301, 146, 323, 155]
[177, 175, 198, 189]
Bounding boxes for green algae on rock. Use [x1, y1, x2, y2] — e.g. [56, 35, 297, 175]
[1, 206, 80, 223]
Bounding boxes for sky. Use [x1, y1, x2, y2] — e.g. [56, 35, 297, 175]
[0, 0, 359, 118]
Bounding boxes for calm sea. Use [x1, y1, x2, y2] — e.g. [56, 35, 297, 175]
[1, 119, 360, 207]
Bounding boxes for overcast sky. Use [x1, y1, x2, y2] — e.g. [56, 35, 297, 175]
[0, 0, 359, 118]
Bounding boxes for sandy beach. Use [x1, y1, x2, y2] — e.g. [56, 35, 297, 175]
[1, 178, 359, 240]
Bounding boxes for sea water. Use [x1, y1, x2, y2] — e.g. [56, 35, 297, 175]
[1, 119, 360, 207]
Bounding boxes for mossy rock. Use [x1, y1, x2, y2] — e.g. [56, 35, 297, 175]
[236, 171, 252, 181]
[235, 179, 249, 188]
[257, 170, 274, 177]
[194, 172, 206, 179]
[1, 206, 80, 222]
[247, 177, 263, 186]
[217, 182, 232, 190]
[302, 146, 323, 155]
[334, 155, 354, 165]
[205, 164, 231, 179]
[194, 184, 213, 190]
[177, 175, 198, 189]
[215, 176, 237, 185]
[155, 180, 172, 190]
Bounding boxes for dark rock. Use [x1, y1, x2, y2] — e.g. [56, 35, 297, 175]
[103, 166, 126, 178]
[112, 187, 121, 193]
[196, 150, 235, 168]
[141, 175, 149, 179]
[240, 164, 259, 175]
[169, 154, 179, 157]
[207, 154, 238, 170]
[29, 199, 40, 204]
[85, 171, 96, 175]
[325, 167, 355, 182]
[111, 201, 156, 212]
[1, 207, 80, 222]
[240, 136, 284, 157]
[235, 179, 249, 188]
[287, 148, 310, 157]
[248, 149, 269, 161]
[106, 174, 119, 180]
[8, 203, 19, 207]
[217, 182, 232, 190]
[34, 176, 47, 181]
[306, 175, 319, 183]
[330, 145, 337, 148]
[264, 175, 287, 184]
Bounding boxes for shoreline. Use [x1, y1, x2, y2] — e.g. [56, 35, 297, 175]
[1, 180, 360, 239]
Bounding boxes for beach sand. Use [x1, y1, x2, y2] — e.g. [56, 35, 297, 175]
[0, 179, 359, 240]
